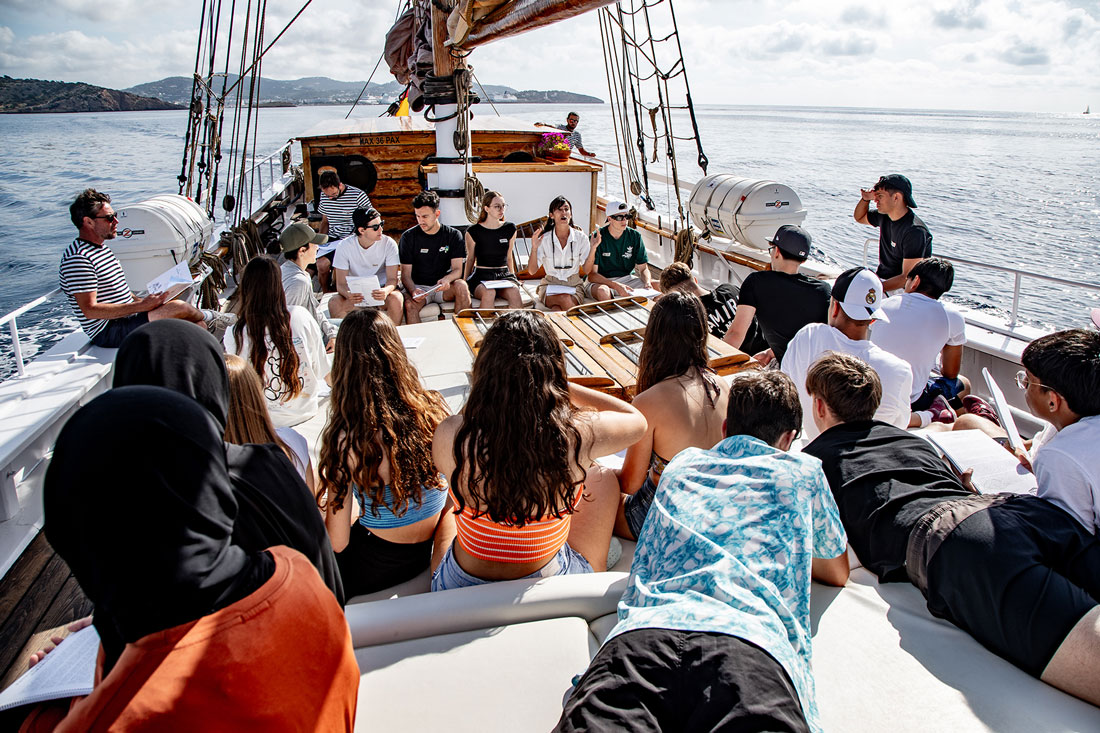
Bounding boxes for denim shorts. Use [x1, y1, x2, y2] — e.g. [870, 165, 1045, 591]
[431, 541, 593, 592]
[622, 474, 658, 540]
[90, 313, 149, 348]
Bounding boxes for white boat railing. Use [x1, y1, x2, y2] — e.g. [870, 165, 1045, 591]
[0, 289, 62, 378]
[860, 237, 1100, 333]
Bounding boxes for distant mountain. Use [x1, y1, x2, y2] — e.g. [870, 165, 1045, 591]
[125, 76, 602, 106]
[0, 76, 183, 114]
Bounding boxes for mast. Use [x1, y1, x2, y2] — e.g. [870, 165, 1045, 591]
[431, 3, 471, 228]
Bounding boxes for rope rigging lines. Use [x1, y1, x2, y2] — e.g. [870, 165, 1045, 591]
[597, 0, 709, 230]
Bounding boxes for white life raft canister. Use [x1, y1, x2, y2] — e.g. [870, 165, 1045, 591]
[688, 174, 807, 251]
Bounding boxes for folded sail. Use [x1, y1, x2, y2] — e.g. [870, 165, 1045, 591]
[447, 0, 617, 49]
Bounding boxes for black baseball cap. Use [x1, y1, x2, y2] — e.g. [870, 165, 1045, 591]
[766, 225, 812, 259]
[352, 207, 382, 229]
[874, 174, 917, 208]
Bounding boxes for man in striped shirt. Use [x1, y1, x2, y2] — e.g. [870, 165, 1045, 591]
[315, 170, 372, 292]
[58, 189, 210, 348]
[536, 112, 594, 157]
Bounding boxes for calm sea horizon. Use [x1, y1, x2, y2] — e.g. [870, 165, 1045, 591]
[1, 102, 1097, 376]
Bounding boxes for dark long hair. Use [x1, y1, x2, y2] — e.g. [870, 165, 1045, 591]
[477, 190, 504, 224]
[318, 309, 448, 514]
[452, 310, 584, 524]
[636, 291, 720, 405]
[540, 195, 578, 234]
[233, 256, 302, 402]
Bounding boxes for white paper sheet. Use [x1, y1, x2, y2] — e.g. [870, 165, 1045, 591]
[347, 275, 383, 306]
[0, 625, 99, 711]
[402, 337, 425, 349]
[146, 261, 192, 297]
[927, 429, 1037, 495]
[982, 368, 1025, 452]
[631, 287, 662, 299]
[545, 284, 577, 296]
[480, 279, 517, 290]
[413, 284, 444, 300]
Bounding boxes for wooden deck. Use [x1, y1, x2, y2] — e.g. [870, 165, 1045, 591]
[0, 530, 92, 722]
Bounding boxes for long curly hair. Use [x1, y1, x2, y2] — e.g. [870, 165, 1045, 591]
[318, 309, 448, 515]
[452, 310, 584, 524]
[232, 256, 302, 402]
[636, 291, 720, 405]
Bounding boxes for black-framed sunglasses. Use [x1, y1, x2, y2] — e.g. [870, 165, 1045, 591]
[92, 213, 119, 222]
[609, 214, 630, 221]
[364, 221, 384, 230]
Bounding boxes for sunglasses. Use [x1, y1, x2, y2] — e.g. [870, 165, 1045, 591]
[92, 213, 119, 222]
[609, 214, 630, 221]
[363, 221, 384, 230]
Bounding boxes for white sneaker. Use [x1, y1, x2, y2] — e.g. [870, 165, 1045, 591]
[204, 310, 237, 335]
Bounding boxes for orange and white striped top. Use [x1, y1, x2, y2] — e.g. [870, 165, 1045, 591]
[452, 486, 584, 564]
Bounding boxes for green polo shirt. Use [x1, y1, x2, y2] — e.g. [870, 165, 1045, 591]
[594, 225, 646, 279]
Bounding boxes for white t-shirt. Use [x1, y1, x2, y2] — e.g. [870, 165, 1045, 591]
[332, 234, 400, 281]
[1033, 414, 1100, 534]
[224, 305, 330, 428]
[782, 323, 914, 441]
[870, 292, 966, 402]
[536, 227, 590, 282]
[275, 426, 311, 481]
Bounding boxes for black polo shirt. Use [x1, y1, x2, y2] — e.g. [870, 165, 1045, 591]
[399, 224, 463, 285]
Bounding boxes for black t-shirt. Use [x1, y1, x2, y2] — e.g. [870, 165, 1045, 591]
[866, 209, 932, 280]
[738, 270, 831, 363]
[399, 224, 463, 285]
[467, 222, 517, 269]
[699, 284, 739, 339]
[803, 421, 971, 583]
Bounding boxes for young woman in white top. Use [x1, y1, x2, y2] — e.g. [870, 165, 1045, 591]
[527, 195, 597, 310]
[224, 256, 330, 428]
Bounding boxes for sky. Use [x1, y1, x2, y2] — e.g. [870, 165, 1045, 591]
[0, 0, 1097, 113]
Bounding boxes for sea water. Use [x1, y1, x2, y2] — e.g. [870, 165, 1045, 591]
[0, 103, 1097, 378]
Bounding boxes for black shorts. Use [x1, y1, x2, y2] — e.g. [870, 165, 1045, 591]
[335, 522, 432, 598]
[924, 495, 1100, 676]
[90, 313, 149, 348]
[467, 267, 520, 295]
[555, 628, 809, 733]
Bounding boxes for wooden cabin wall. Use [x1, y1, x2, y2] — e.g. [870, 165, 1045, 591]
[300, 131, 541, 234]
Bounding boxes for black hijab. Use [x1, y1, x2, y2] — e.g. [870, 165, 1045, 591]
[113, 320, 345, 606]
[44, 387, 274, 670]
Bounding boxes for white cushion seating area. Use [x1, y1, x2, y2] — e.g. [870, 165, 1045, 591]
[346, 558, 1100, 732]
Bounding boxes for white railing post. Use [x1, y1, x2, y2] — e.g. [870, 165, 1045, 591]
[8, 319, 24, 377]
[1007, 272, 1022, 327]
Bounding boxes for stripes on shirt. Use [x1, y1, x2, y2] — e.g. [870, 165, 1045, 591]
[58, 238, 133, 337]
[317, 184, 372, 239]
[555, 124, 584, 151]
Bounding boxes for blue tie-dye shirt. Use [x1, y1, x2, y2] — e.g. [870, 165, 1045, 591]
[608, 435, 847, 733]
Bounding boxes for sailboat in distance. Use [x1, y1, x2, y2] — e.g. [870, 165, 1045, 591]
[1085, 105, 1091, 114]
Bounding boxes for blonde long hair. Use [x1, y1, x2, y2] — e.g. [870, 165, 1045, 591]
[224, 354, 293, 464]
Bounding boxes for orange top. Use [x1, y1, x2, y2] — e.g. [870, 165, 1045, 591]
[452, 486, 584, 564]
[51, 546, 358, 733]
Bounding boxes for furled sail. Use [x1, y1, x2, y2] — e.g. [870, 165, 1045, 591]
[447, 0, 617, 49]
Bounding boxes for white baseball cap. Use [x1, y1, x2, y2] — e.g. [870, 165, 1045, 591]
[605, 200, 630, 218]
[832, 267, 890, 322]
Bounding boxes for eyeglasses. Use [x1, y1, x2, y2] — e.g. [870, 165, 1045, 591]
[363, 221, 384, 230]
[1015, 370, 1048, 391]
[490, 204, 507, 211]
[92, 213, 119, 222]
[609, 214, 630, 221]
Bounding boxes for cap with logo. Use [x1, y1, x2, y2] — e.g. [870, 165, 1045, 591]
[873, 174, 917, 208]
[766, 225, 812, 259]
[605, 200, 630, 219]
[279, 221, 327, 253]
[831, 266, 890, 322]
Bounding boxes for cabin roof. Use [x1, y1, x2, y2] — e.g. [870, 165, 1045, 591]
[298, 114, 541, 141]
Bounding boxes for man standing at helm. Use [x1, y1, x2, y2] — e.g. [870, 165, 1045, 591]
[854, 174, 932, 293]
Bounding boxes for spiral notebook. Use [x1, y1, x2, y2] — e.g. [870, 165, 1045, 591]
[0, 625, 98, 710]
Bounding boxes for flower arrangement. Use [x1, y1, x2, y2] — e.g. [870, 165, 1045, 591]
[536, 132, 572, 159]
